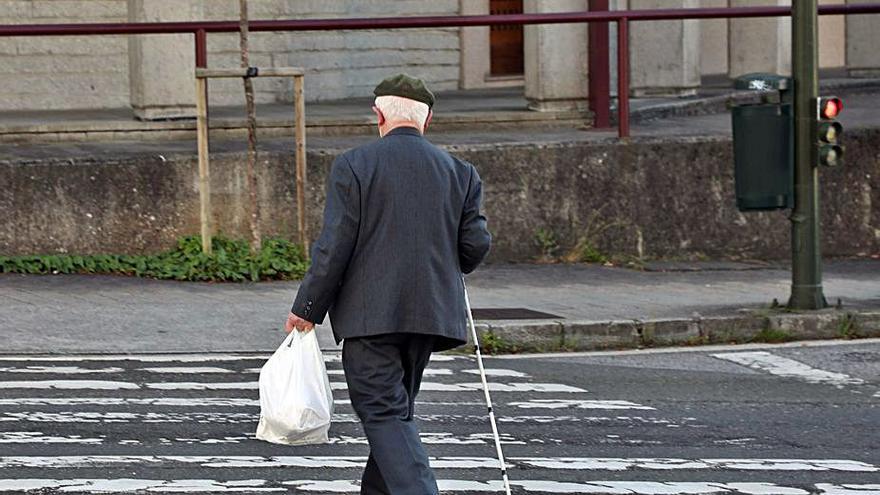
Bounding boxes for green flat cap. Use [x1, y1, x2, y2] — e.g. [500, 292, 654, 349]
[373, 73, 435, 108]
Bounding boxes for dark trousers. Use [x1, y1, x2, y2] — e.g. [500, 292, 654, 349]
[342, 333, 440, 495]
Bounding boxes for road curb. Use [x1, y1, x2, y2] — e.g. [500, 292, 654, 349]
[468, 309, 880, 354]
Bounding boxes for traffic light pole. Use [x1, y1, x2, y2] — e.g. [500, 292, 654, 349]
[789, 0, 828, 310]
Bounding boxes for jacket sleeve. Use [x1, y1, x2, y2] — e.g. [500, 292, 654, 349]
[290, 154, 360, 324]
[458, 164, 492, 274]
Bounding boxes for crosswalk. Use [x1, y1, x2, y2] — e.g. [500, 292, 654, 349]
[0, 348, 877, 494]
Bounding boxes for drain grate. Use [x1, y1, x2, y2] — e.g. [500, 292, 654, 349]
[471, 308, 563, 320]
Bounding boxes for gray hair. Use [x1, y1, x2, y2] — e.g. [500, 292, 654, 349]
[374, 95, 430, 128]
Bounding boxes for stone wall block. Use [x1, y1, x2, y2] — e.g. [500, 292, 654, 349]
[846, 0, 880, 77]
[629, 0, 701, 96]
[524, 0, 589, 111]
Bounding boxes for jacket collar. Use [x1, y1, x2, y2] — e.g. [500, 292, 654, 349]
[384, 126, 423, 138]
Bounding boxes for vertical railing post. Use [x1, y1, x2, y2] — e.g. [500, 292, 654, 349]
[588, 0, 611, 128]
[616, 18, 630, 139]
[194, 29, 212, 254]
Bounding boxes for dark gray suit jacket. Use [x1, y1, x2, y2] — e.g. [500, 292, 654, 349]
[291, 126, 491, 350]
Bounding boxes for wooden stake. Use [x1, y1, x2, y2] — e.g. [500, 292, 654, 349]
[294, 74, 309, 258]
[239, 0, 261, 253]
[195, 76, 212, 255]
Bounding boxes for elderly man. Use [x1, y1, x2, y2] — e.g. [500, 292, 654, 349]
[284, 74, 492, 495]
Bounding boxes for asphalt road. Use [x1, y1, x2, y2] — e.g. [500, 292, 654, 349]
[0, 339, 877, 494]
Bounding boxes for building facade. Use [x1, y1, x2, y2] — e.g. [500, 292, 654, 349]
[0, 0, 876, 118]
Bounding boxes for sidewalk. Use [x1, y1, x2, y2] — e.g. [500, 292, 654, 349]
[1, 260, 878, 354]
[2, 73, 878, 144]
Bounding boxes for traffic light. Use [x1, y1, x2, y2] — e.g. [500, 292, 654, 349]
[817, 96, 843, 167]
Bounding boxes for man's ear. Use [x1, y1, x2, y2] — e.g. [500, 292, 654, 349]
[372, 106, 386, 127]
[423, 110, 433, 133]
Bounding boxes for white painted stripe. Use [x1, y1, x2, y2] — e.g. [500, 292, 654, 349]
[0, 397, 492, 408]
[0, 432, 103, 444]
[512, 458, 878, 472]
[140, 367, 238, 374]
[495, 337, 880, 359]
[0, 380, 584, 393]
[713, 351, 865, 387]
[140, 367, 457, 376]
[0, 380, 139, 390]
[0, 431, 525, 446]
[0, 397, 261, 407]
[462, 369, 528, 378]
[0, 479, 283, 492]
[145, 382, 258, 391]
[0, 353, 458, 363]
[0, 366, 522, 378]
[0, 366, 125, 374]
[288, 480, 812, 494]
[816, 484, 880, 495]
[4, 456, 871, 472]
[0, 411, 682, 425]
[509, 399, 655, 410]
[0, 354, 274, 363]
[0, 479, 836, 494]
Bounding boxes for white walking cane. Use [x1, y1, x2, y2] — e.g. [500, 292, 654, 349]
[462, 275, 513, 495]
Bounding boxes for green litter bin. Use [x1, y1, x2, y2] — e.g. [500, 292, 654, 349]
[730, 73, 793, 211]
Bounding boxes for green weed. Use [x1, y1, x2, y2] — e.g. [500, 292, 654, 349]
[0, 235, 308, 282]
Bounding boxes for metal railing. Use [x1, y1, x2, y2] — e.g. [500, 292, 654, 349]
[2, 3, 880, 138]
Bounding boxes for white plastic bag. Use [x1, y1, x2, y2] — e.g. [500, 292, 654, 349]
[255, 330, 334, 445]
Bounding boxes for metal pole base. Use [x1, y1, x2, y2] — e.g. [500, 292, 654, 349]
[787, 285, 828, 310]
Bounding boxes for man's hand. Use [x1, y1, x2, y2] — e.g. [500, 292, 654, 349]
[285, 311, 315, 334]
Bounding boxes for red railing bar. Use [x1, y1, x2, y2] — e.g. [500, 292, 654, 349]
[588, 0, 611, 129]
[194, 29, 207, 68]
[1, 4, 878, 37]
[617, 19, 630, 139]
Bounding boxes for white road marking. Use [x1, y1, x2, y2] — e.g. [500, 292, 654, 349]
[0, 431, 525, 446]
[0, 380, 584, 393]
[3, 456, 871, 472]
[0, 366, 124, 374]
[712, 351, 865, 387]
[0, 397, 494, 408]
[817, 484, 880, 495]
[7, 478, 864, 494]
[0, 366, 525, 378]
[0, 411, 685, 426]
[0, 479, 283, 492]
[140, 367, 239, 374]
[462, 369, 529, 378]
[288, 480, 812, 494]
[0, 380, 139, 390]
[0, 432, 103, 444]
[496, 337, 880, 359]
[509, 399, 655, 410]
[0, 398, 262, 407]
[513, 458, 877, 472]
[0, 354, 274, 363]
[0, 353, 458, 363]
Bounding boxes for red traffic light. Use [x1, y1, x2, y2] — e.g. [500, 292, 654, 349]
[819, 97, 843, 119]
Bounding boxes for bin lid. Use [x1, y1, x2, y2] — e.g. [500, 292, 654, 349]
[734, 73, 791, 91]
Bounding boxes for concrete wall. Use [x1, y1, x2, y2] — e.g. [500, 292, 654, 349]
[0, 0, 461, 111]
[698, 0, 729, 76]
[199, 0, 461, 106]
[0, 0, 130, 111]
[3, 131, 878, 261]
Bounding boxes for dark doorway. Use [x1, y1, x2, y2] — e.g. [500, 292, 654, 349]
[489, 0, 524, 76]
